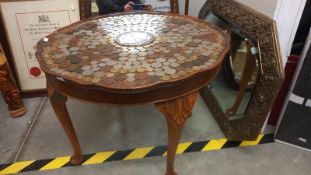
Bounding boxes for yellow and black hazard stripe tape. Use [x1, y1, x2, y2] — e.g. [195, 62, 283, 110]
[0, 133, 274, 175]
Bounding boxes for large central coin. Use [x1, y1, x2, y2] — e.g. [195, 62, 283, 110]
[115, 31, 155, 46]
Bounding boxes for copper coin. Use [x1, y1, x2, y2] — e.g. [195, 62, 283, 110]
[135, 73, 148, 80]
[147, 59, 155, 63]
[68, 65, 80, 71]
[71, 58, 81, 64]
[149, 76, 160, 82]
[101, 78, 114, 85]
[54, 58, 65, 64]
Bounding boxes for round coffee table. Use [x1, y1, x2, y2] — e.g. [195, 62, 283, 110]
[36, 12, 230, 175]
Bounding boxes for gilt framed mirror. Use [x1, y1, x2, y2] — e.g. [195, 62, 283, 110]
[79, 0, 179, 20]
[198, 0, 284, 140]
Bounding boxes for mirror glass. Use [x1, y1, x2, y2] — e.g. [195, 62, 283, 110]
[89, 0, 171, 17]
[205, 12, 260, 119]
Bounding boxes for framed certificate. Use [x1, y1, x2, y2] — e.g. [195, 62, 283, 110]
[0, 0, 80, 92]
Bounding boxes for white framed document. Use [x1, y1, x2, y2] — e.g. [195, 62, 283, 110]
[0, 0, 80, 91]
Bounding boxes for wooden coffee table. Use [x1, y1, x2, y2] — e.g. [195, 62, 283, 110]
[36, 12, 230, 175]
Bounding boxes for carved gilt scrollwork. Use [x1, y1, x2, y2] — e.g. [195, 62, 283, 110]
[170, 0, 179, 14]
[79, 0, 90, 20]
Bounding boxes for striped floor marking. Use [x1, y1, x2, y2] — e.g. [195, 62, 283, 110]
[0, 134, 274, 175]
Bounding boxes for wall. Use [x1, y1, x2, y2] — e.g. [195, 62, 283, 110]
[235, 0, 278, 18]
[179, 0, 306, 67]
[274, 0, 307, 67]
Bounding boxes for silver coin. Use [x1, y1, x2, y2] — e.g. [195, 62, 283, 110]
[91, 61, 98, 64]
[52, 54, 63, 59]
[138, 52, 148, 57]
[106, 73, 115, 77]
[200, 65, 209, 69]
[205, 62, 213, 66]
[208, 59, 216, 63]
[156, 58, 165, 63]
[82, 66, 92, 71]
[165, 68, 176, 75]
[156, 71, 165, 77]
[133, 61, 140, 66]
[151, 62, 162, 68]
[101, 58, 111, 62]
[55, 69, 64, 74]
[162, 65, 170, 70]
[93, 42, 100, 46]
[127, 73, 135, 77]
[58, 44, 68, 49]
[123, 65, 132, 70]
[194, 39, 201, 43]
[147, 51, 155, 55]
[168, 59, 177, 63]
[93, 72, 105, 78]
[137, 57, 145, 61]
[185, 50, 193, 54]
[170, 62, 179, 68]
[92, 66, 100, 71]
[82, 69, 94, 76]
[114, 64, 123, 69]
[119, 52, 129, 57]
[88, 45, 96, 49]
[107, 60, 117, 66]
[147, 72, 155, 76]
[99, 63, 106, 67]
[71, 51, 78, 55]
[127, 76, 135, 82]
[69, 47, 79, 51]
[129, 49, 139, 54]
[163, 62, 170, 66]
[119, 57, 128, 61]
[142, 63, 151, 68]
[128, 57, 137, 62]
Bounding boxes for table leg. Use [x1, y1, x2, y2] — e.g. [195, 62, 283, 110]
[156, 92, 198, 175]
[47, 82, 83, 165]
[225, 44, 256, 117]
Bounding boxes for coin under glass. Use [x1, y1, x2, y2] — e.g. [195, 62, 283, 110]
[36, 13, 230, 89]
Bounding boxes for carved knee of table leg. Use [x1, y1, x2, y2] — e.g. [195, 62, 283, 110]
[47, 83, 67, 103]
[156, 92, 198, 126]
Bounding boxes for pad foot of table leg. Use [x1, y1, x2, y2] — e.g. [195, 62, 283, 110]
[165, 171, 178, 175]
[70, 154, 84, 165]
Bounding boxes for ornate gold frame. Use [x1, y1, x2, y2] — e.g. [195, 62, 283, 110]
[79, 0, 180, 20]
[198, 0, 284, 140]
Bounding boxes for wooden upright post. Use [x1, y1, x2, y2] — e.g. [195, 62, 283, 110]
[0, 43, 26, 117]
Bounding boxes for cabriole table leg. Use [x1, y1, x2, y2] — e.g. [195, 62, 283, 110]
[156, 92, 198, 175]
[47, 82, 83, 165]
